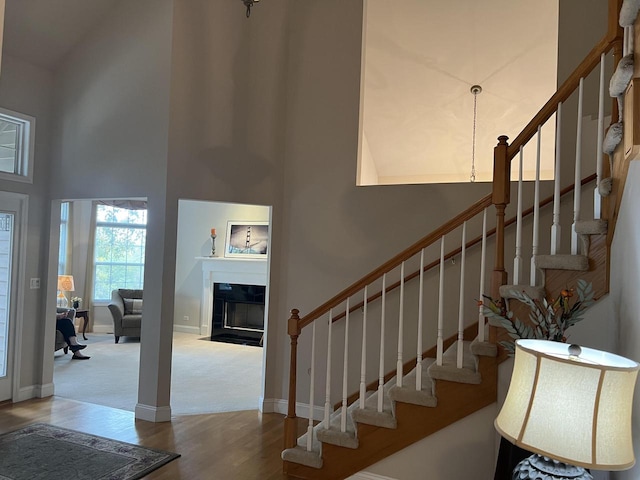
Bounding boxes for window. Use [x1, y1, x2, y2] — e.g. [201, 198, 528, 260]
[93, 204, 147, 301]
[0, 107, 35, 183]
[58, 203, 69, 275]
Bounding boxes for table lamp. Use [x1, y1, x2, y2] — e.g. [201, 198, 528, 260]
[496, 339, 639, 479]
[56, 275, 75, 308]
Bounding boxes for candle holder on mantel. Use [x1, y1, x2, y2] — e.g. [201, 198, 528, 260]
[210, 233, 217, 257]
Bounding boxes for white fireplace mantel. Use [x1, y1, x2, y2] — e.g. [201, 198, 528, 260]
[197, 256, 268, 336]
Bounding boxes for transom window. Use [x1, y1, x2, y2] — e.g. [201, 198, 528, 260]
[93, 204, 147, 301]
[0, 107, 34, 183]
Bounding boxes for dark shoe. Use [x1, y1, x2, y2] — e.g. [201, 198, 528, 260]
[70, 344, 87, 352]
[71, 354, 90, 360]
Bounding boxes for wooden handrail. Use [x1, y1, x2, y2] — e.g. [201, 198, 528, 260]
[296, 194, 493, 331]
[506, 36, 621, 161]
[331, 173, 598, 323]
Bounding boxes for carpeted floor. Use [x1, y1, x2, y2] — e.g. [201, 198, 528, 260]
[54, 332, 263, 415]
[0, 423, 179, 480]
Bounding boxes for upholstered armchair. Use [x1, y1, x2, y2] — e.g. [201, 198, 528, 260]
[54, 307, 76, 354]
[107, 289, 143, 343]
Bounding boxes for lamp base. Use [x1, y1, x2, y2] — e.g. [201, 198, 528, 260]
[56, 292, 68, 308]
[513, 454, 592, 479]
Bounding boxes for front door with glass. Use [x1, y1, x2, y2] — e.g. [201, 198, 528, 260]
[0, 192, 25, 402]
[0, 210, 14, 401]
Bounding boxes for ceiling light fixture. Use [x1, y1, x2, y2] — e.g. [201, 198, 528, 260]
[470, 85, 482, 183]
[241, 0, 260, 18]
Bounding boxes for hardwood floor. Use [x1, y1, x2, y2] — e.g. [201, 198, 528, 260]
[0, 396, 299, 479]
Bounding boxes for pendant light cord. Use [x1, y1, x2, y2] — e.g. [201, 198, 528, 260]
[470, 85, 482, 183]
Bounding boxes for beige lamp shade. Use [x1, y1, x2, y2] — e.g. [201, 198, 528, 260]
[496, 339, 639, 471]
[57, 275, 75, 292]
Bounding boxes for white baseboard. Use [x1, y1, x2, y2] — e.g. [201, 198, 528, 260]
[260, 397, 325, 421]
[14, 383, 56, 402]
[346, 473, 398, 480]
[172, 324, 201, 335]
[15, 385, 38, 402]
[135, 403, 172, 422]
[37, 383, 55, 398]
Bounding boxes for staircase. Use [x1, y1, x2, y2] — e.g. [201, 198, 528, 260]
[281, 1, 636, 478]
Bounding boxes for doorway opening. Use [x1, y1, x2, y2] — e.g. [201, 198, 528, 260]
[52, 197, 271, 416]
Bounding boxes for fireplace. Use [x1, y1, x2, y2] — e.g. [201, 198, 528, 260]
[211, 283, 265, 346]
[198, 257, 268, 343]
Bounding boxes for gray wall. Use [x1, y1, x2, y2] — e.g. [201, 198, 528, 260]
[0, 53, 53, 394]
[49, 0, 175, 415]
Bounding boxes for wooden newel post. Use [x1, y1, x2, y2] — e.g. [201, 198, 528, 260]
[492, 135, 510, 301]
[284, 308, 301, 450]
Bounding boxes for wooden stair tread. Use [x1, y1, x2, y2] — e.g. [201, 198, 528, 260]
[388, 357, 438, 407]
[575, 219, 608, 235]
[315, 403, 359, 449]
[350, 388, 397, 429]
[535, 254, 589, 271]
[427, 341, 481, 384]
[284, 356, 498, 479]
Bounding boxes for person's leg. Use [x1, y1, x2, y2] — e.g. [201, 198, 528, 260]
[56, 317, 79, 345]
[56, 317, 89, 358]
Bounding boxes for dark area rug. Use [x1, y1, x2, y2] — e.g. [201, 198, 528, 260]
[0, 423, 180, 480]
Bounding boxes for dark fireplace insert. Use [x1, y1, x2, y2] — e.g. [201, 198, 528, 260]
[211, 282, 265, 346]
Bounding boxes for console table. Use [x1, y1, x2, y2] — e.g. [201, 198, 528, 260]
[75, 310, 89, 340]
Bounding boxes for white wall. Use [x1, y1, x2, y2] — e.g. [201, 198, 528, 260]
[174, 199, 270, 332]
[609, 161, 640, 480]
[352, 405, 498, 480]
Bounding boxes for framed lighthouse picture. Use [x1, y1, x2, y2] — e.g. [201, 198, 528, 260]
[224, 221, 269, 259]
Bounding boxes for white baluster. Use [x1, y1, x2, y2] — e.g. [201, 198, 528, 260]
[378, 274, 386, 412]
[457, 222, 467, 369]
[396, 262, 405, 387]
[551, 103, 562, 255]
[437, 237, 445, 366]
[359, 287, 367, 409]
[341, 298, 350, 432]
[324, 309, 333, 429]
[530, 126, 541, 287]
[514, 146, 524, 284]
[572, 77, 584, 255]
[477, 209, 487, 343]
[624, 26, 629, 56]
[307, 321, 316, 451]
[416, 249, 425, 390]
[595, 54, 605, 219]
[624, 26, 633, 56]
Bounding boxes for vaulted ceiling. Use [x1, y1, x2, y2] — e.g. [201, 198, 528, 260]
[3, 0, 119, 70]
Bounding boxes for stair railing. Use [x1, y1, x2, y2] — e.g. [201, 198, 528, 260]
[284, 196, 494, 450]
[284, 0, 624, 453]
[497, 12, 622, 290]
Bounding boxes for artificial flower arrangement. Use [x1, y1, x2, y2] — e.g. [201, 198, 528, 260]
[481, 279, 595, 355]
[71, 297, 83, 308]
